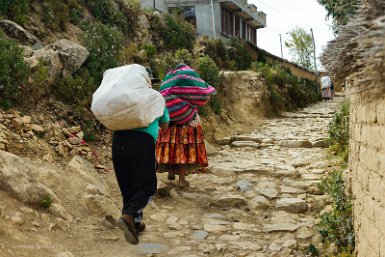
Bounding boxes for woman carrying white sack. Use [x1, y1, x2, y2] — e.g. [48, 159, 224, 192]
[91, 64, 169, 245]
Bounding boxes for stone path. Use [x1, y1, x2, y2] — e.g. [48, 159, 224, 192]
[90, 97, 344, 257]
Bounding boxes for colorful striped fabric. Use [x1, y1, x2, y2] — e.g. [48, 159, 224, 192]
[159, 65, 217, 125]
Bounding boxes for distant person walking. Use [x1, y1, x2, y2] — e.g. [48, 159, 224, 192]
[321, 75, 332, 101]
[156, 64, 216, 188]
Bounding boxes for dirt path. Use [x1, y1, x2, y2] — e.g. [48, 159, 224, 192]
[81, 97, 343, 257]
[0, 97, 343, 257]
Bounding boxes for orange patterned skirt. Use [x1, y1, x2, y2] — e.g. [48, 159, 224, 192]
[156, 124, 208, 168]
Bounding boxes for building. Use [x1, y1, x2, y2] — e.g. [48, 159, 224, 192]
[140, 0, 267, 46]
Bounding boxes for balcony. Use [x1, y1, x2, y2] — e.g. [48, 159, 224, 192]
[220, 0, 266, 28]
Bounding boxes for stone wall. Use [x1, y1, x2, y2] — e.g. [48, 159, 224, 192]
[349, 93, 385, 257]
[247, 45, 317, 82]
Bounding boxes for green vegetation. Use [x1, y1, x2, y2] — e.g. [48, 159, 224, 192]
[226, 37, 253, 70]
[328, 100, 350, 162]
[285, 27, 315, 71]
[40, 194, 53, 208]
[81, 22, 123, 84]
[0, 32, 30, 108]
[160, 13, 195, 51]
[83, 0, 140, 36]
[306, 244, 320, 257]
[317, 0, 359, 34]
[251, 61, 319, 115]
[318, 170, 354, 255]
[0, 0, 29, 24]
[314, 100, 353, 256]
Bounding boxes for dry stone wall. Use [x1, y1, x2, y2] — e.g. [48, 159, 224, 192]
[350, 93, 385, 257]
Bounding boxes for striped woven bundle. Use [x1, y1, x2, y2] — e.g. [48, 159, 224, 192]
[159, 65, 217, 125]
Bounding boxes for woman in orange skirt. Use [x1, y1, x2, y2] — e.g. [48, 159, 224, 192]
[156, 64, 216, 187]
[156, 115, 208, 187]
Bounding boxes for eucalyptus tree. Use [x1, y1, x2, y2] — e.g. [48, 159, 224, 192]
[285, 27, 314, 71]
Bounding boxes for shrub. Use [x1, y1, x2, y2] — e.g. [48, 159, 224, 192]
[318, 170, 354, 254]
[82, 22, 123, 84]
[174, 49, 193, 66]
[84, 0, 139, 36]
[150, 52, 179, 80]
[225, 37, 253, 70]
[193, 56, 220, 88]
[153, 12, 196, 51]
[328, 100, 350, 162]
[0, 0, 29, 24]
[18, 61, 49, 105]
[55, 69, 96, 105]
[40, 194, 53, 208]
[0, 32, 30, 108]
[119, 42, 145, 65]
[204, 37, 229, 69]
[41, 0, 70, 31]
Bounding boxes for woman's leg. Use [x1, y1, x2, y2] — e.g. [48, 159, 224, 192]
[178, 166, 190, 188]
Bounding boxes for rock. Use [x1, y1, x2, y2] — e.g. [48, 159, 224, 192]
[231, 141, 260, 148]
[249, 195, 270, 209]
[203, 224, 229, 232]
[85, 184, 98, 195]
[68, 155, 97, 175]
[0, 20, 42, 49]
[282, 239, 297, 248]
[10, 212, 23, 225]
[233, 135, 262, 143]
[55, 251, 74, 257]
[271, 248, 292, 257]
[312, 138, 329, 148]
[262, 223, 300, 233]
[237, 180, 253, 192]
[11, 118, 24, 130]
[137, 243, 170, 254]
[276, 198, 307, 213]
[255, 182, 278, 199]
[219, 234, 241, 241]
[0, 151, 56, 204]
[49, 204, 73, 221]
[205, 140, 217, 156]
[138, 14, 151, 29]
[279, 140, 313, 148]
[216, 137, 232, 145]
[68, 137, 82, 145]
[26, 47, 62, 85]
[82, 194, 120, 219]
[50, 39, 89, 76]
[31, 124, 44, 133]
[20, 45, 33, 57]
[42, 153, 55, 163]
[214, 194, 247, 207]
[19, 206, 34, 214]
[192, 230, 209, 240]
[269, 242, 282, 252]
[232, 241, 262, 251]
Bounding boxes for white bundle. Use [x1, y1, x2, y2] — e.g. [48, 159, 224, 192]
[91, 64, 165, 131]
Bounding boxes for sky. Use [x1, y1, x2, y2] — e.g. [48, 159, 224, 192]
[250, 0, 335, 70]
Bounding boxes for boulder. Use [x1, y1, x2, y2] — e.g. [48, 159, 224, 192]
[0, 20, 43, 49]
[249, 195, 270, 209]
[50, 39, 89, 76]
[231, 141, 260, 148]
[214, 194, 247, 208]
[205, 140, 217, 156]
[25, 47, 62, 85]
[0, 151, 56, 204]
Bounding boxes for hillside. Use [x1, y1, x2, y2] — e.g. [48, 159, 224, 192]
[0, 1, 323, 256]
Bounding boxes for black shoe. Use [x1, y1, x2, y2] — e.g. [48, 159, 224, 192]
[135, 222, 145, 234]
[117, 215, 139, 245]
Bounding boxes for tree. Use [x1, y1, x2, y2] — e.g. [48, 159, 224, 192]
[317, 0, 359, 34]
[285, 27, 314, 71]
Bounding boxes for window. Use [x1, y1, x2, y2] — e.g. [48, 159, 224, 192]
[221, 7, 234, 36]
[169, 6, 196, 27]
